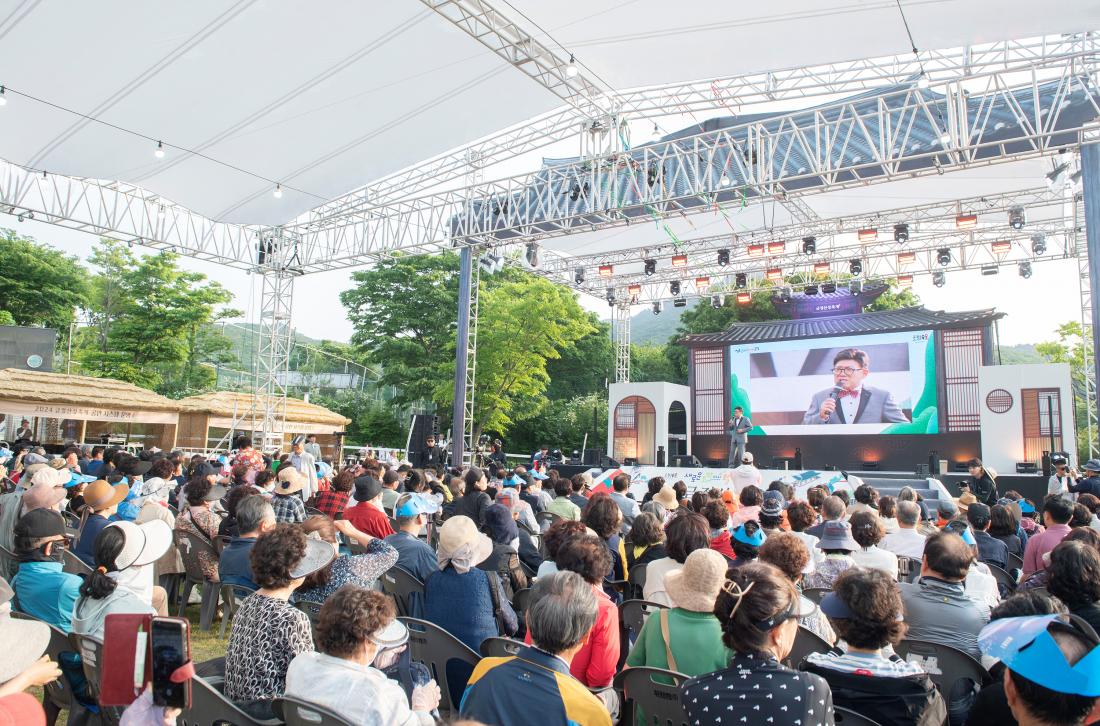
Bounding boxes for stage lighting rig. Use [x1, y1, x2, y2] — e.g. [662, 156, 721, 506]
[673, 296, 687, 308]
[605, 287, 615, 304]
[804, 284, 819, 296]
[981, 265, 999, 276]
[779, 286, 793, 303]
[850, 280, 863, 295]
[574, 267, 585, 284]
[1018, 261, 1033, 279]
[849, 259, 863, 275]
[525, 242, 539, 267]
[735, 273, 747, 289]
[936, 248, 951, 266]
[669, 281, 681, 295]
[822, 282, 837, 294]
[893, 223, 909, 243]
[644, 258, 657, 276]
[1031, 235, 1047, 256]
[717, 249, 730, 266]
[1008, 206, 1025, 230]
[711, 294, 724, 308]
[933, 271, 946, 287]
[652, 301, 662, 315]
[801, 236, 816, 254]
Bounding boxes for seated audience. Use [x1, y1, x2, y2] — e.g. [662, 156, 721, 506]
[583, 495, 627, 582]
[850, 510, 899, 580]
[460, 571, 612, 726]
[173, 477, 226, 585]
[568, 474, 591, 510]
[643, 513, 710, 606]
[680, 562, 831, 725]
[730, 520, 765, 566]
[284, 586, 440, 725]
[309, 467, 353, 520]
[74, 477, 128, 567]
[1023, 495, 1074, 576]
[608, 473, 639, 532]
[968, 503, 1010, 571]
[847, 483, 879, 517]
[758, 531, 835, 644]
[424, 515, 517, 653]
[135, 470, 184, 580]
[759, 491, 785, 537]
[384, 493, 441, 583]
[884, 500, 929, 560]
[271, 467, 308, 524]
[480, 503, 528, 600]
[453, 467, 492, 526]
[218, 483, 259, 538]
[989, 503, 1025, 561]
[11, 509, 82, 631]
[730, 485, 763, 527]
[219, 495, 276, 590]
[878, 495, 899, 534]
[296, 515, 398, 603]
[546, 476, 582, 521]
[803, 568, 946, 726]
[898, 485, 932, 523]
[804, 520, 859, 590]
[536, 519, 588, 579]
[786, 500, 823, 565]
[1047, 540, 1100, 634]
[622, 511, 667, 575]
[702, 499, 735, 561]
[1021, 527, 1100, 592]
[805, 495, 846, 539]
[343, 476, 395, 539]
[224, 524, 333, 719]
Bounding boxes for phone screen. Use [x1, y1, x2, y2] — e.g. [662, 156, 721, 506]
[151, 619, 189, 708]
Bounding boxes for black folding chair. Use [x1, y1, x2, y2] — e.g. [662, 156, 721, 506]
[619, 599, 667, 644]
[627, 562, 648, 600]
[801, 587, 831, 605]
[784, 625, 833, 668]
[176, 530, 222, 631]
[219, 583, 258, 638]
[12, 613, 72, 725]
[274, 696, 353, 726]
[897, 556, 923, 584]
[835, 705, 885, 726]
[177, 676, 280, 726]
[985, 563, 1017, 594]
[1007, 552, 1024, 572]
[399, 616, 482, 718]
[479, 636, 525, 658]
[535, 510, 562, 531]
[68, 632, 123, 725]
[894, 638, 992, 698]
[613, 666, 690, 726]
[62, 549, 93, 577]
[379, 566, 425, 617]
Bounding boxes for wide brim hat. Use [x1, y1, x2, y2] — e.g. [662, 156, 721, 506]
[818, 521, 859, 552]
[275, 468, 306, 495]
[21, 471, 68, 511]
[664, 549, 727, 612]
[653, 486, 680, 510]
[437, 515, 494, 567]
[1085, 459, 1100, 473]
[0, 578, 50, 683]
[370, 618, 409, 650]
[956, 492, 977, 512]
[83, 479, 130, 511]
[141, 476, 170, 498]
[116, 456, 153, 477]
[66, 471, 96, 489]
[290, 538, 337, 580]
[107, 519, 173, 570]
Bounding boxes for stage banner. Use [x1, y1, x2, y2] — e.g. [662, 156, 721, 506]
[592, 466, 855, 500]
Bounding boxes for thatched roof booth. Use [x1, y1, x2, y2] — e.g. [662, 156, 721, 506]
[176, 391, 349, 458]
[0, 368, 179, 449]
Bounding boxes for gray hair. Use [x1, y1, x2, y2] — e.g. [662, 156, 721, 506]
[822, 495, 846, 521]
[527, 571, 598, 654]
[898, 486, 917, 502]
[236, 494, 276, 534]
[897, 500, 921, 526]
[640, 500, 666, 521]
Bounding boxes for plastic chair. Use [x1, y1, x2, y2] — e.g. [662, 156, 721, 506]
[62, 549, 93, 577]
[535, 510, 562, 530]
[619, 599, 667, 643]
[897, 556, 923, 584]
[12, 613, 72, 724]
[627, 562, 648, 600]
[613, 666, 690, 726]
[801, 587, 831, 605]
[894, 638, 992, 698]
[479, 635, 525, 658]
[177, 676, 281, 726]
[399, 616, 482, 718]
[274, 697, 353, 726]
[784, 624, 833, 668]
[218, 583, 258, 639]
[68, 632, 123, 725]
[835, 705, 885, 726]
[1007, 552, 1024, 572]
[379, 566, 425, 618]
[175, 530, 222, 631]
[985, 563, 1017, 592]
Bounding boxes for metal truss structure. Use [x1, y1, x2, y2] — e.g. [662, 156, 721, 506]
[253, 228, 300, 452]
[1076, 191, 1099, 458]
[613, 304, 631, 383]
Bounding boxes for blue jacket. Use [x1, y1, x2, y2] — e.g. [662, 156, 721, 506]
[424, 566, 510, 653]
[74, 515, 111, 567]
[218, 536, 259, 590]
[460, 645, 612, 726]
[383, 531, 437, 584]
[12, 560, 82, 632]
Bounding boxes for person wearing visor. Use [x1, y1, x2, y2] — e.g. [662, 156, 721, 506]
[730, 519, 766, 567]
[71, 519, 173, 639]
[978, 614, 1100, 726]
[384, 493, 442, 583]
[1048, 453, 1076, 498]
[0, 467, 68, 579]
[680, 561, 831, 725]
[285, 586, 441, 725]
[802, 348, 909, 425]
[11, 509, 82, 631]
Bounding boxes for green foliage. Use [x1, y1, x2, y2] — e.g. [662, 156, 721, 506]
[631, 343, 679, 383]
[507, 393, 608, 456]
[864, 279, 922, 312]
[545, 314, 613, 399]
[1035, 321, 1094, 460]
[313, 390, 405, 448]
[0, 310, 15, 326]
[0, 229, 89, 329]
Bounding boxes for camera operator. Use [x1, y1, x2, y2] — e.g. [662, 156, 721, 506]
[488, 439, 507, 468]
[1069, 459, 1100, 498]
[1048, 453, 1076, 498]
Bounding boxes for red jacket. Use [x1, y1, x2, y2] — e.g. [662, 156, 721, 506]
[525, 582, 619, 687]
[343, 501, 394, 539]
[710, 531, 736, 560]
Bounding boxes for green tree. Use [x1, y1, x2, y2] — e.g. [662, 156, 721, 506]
[313, 390, 405, 447]
[545, 315, 613, 399]
[85, 239, 137, 353]
[0, 310, 14, 326]
[1035, 321, 1094, 459]
[0, 229, 89, 329]
[508, 393, 608, 456]
[631, 343, 679, 382]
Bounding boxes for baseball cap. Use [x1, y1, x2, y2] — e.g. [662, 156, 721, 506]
[937, 499, 959, 517]
[741, 452, 754, 464]
[14, 508, 67, 541]
[979, 615, 1100, 697]
[394, 493, 442, 519]
[1019, 499, 1037, 514]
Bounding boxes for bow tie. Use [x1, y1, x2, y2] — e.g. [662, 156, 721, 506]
[837, 389, 858, 399]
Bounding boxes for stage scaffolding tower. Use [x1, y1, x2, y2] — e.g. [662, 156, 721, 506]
[613, 304, 631, 383]
[253, 228, 299, 452]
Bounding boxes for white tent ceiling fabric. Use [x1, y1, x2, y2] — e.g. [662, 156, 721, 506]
[0, 0, 1098, 236]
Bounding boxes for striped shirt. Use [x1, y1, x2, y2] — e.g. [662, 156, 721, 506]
[805, 649, 925, 677]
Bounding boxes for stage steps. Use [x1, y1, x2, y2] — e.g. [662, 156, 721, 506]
[848, 477, 947, 507]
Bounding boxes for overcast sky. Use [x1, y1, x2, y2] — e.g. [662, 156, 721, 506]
[8, 216, 1082, 350]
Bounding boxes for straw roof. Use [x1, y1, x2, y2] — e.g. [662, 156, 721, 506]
[178, 391, 350, 427]
[0, 368, 180, 412]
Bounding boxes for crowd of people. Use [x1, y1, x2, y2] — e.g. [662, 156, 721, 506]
[0, 437, 1098, 726]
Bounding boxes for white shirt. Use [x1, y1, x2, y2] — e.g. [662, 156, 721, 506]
[1048, 474, 1073, 497]
[642, 557, 681, 607]
[839, 386, 863, 423]
[965, 562, 1000, 617]
[731, 465, 762, 489]
[790, 531, 825, 569]
[882, 527, 927, 560]
[851, 545, 899, 580]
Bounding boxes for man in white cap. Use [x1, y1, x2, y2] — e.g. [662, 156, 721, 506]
[288, 435, 318, 502]
[731, 451, 762, 490]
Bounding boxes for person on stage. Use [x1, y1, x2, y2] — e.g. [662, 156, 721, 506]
[726, 407, 752, 467]
[801, 348, 909, 425]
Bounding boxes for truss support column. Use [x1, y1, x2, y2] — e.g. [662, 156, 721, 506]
[1081, 143, 1100, 457]
[613, 305, 631, 383]
[452, 246, 473, 466]
[255, 271, 295, 453]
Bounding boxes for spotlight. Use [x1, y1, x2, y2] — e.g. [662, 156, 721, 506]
[896, 274, 914, 288]
[1046, 162, 1070, 190]
[671, 254, 687, 267]
[652, 301, 662, 315]
[991, 240, 1012, 257]
[804, 284, 819, 296]
[766, 268, 783, 281]
[669, 281, 681, 295]
[673, 296, 687, 308]
[711, 294, 724, 308]
[893, 223, 909, 243]
[717, 249, 730, 266]
[802, 236, 816, 254]
[849, 259, 863, 275]
[981, 265, 999, 276]
[933, 271, 946, 287]
[627, 283, 642, 296]
[606, 287, 615, 304]
[574, 267, 585, 284]
[850, 280, 863, 295]
[0, 86, 6, 106]
[479, 253, 504, 275]
[955, 213, 977, 230]
[1008, 206, 1025, 230]
[813, 262, 830, 275]
[644, 258, 657, 276]
[779, 286, 792, 303]
[735, 273, 747, 289]
[273, 184, 283, 199]
[735, 292, 752, 305]
[525, 242, 539, 267]
[154, 141, 165, 159]
[1032, 234, 1047, 256]
[598, 264, 614, 278]
[1018, 261, 1033, 279]
[767, 241, 786, 255]
[936, 248, 951, 266]
[821, 282, 837, 294]
[746, 244, 765, 258]
[897, 252, 916, 267]
[566, 54, 578, 78]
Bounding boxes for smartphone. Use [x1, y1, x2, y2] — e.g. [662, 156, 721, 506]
[151, 618, 191, 708]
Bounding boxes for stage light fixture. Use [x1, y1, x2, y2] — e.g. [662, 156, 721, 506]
[897, 252, 916, 267]
[574, 267, 585, 284]
[932, 270, 946, 287]
[893, 223, 909, 243]
[850, 280, 863, 295]
[858, 228, 877, 243]
[991, 240, 1012, 257]
[767, 241, 786, 255]
[652, 301, 662, 315]
[479, 253, 504, 275]
[735, 273, 747, 289]
[566, 54, 579, 78]
[711, 294, 724, 308]
[936, 248, 951, 266]
[955, 213, 977, 229]
[671, 254, 688, 267]
[669, 281, 681, 295]
[746, 243, 765, 258]
[981, 264, 999, 276]
[598, 264, 614, 278]
[644, 258, 656, 276]
[154, 141, 165, 159]
[735, 292, 752, 305]
[273, 184, 283, 199]
[896, 274, 914, 288]
[1032, 234, 1047, 256]
[804, 284, 819, 296]
[821, 282, 837, 294]
[673, 296, 687, 308]
[605, 287, 615, 304]
[627, 283, 642, 296]
[802, 236, 816, 254]
[525, 242, 540, 267]
[1018, 261, 1033, 279]
[695, 276, 711, 292]
[849, 259, 863, 275]
[717, 249, 730, 266]
[719, 174, 732, 187]
[1046, 162, 1070, 190]
[766, 267, 783, 281]
[813, 262, 831, 275]
[1008, 206, 1025, 230]
[0, 86, 6, 106]
[779, 286, 793, 303]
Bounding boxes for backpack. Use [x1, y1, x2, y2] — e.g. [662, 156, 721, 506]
[801, 658, 947, 726]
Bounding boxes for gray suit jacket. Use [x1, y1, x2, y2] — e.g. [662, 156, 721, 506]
[727, 416, 752, 441]
[801, 385, 908, 425]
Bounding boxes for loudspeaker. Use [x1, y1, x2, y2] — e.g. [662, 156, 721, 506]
[406, 414, 439, 463]
[582, 448, 604, 466]
[915, 463, 929, 478]
[673, 455, 701, 467]
[601, 455, 620, 468]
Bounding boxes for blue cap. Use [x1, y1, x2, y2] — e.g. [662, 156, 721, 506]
[732, 523, 766, 547]
[529, 470, 548, 480]
[394, 493, 442, 519]
[958, 525, 977, 546]
[503, 474, 522, 488]
[1019, 500, 1036, 514]
[67, 472, 97, 489]
[316, 461, 332, 480]
[979, 615, 1100, 697]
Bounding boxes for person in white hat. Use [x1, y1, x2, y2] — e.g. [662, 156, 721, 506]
[731, 450, 762, 490]
[0, 467, 68, 580]
[0, 576, 61, 699]
[71, 519, 173, 639]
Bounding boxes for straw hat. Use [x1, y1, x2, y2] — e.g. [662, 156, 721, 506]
[437, 515, 493, 567]
[0, 578, 50, 683]
[21, 470, 68, 512]
[275, 467, 306, 495]
[664, 549, 727, 612]
[83, 479, 130, 512]
[653, 486, 680, 511]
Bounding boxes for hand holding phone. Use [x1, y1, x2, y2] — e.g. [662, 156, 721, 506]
[151, 619, 190, 709]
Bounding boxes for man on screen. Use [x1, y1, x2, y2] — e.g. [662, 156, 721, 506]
[801, 348, 909, 425]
